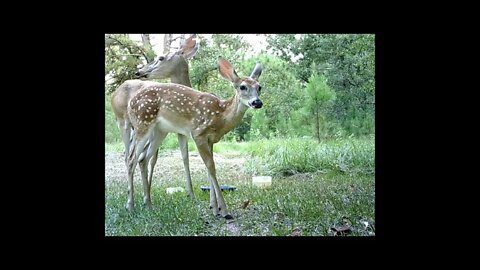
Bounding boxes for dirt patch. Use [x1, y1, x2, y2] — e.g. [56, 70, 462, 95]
[105, 150, 249, 187]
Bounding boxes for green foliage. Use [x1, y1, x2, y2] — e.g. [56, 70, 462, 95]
[245, 137, 375, 176]
[190, 34, 249, 96]
[105, 34, 156, 94]
[267, 34, 375, 136]
[105, 93, 120, 144]
[304, 64, 336, 141]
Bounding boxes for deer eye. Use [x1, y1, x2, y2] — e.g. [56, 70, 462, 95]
[258, 86, 262, 92]
[239, 85, 247, 91]
[158, 56, 165, 61]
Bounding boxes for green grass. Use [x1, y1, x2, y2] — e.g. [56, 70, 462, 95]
[244, 137, 375, 176]
[105, 171, 374, 236]
[105, 137, 375, 236]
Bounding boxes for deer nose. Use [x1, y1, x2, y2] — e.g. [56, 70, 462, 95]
[134, 71, 141, 78]
[251, 99, 263, 109]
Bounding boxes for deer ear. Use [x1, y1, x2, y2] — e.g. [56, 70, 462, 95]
[218, 57, 240, 84]
[250, 63, 262, 80]
[181, 34, 199, 59]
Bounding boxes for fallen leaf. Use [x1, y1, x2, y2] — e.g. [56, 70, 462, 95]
[241, 200, 250, 209]
[289, 227, 303, 236]
[330, 225, 352, 236]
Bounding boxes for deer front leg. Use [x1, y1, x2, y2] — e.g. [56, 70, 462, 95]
[178, 134, 195, 198]
[208, 171, 218, 215]
[194, 138, 233, 219]
[206, 143, 217, 214]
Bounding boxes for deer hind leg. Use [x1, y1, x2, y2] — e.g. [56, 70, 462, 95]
[117, 119, 132, 167]
[139, 129, 168, 209]
[125, 133, 149, 211]
[177, 134, 195, 198]
[148, 148, 159, 192]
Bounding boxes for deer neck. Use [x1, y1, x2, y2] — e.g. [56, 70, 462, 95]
[219, 93, 249, 135]
[170, 67, 192, 87]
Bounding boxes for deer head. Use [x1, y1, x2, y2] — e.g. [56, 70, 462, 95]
[218, 57, 263, 109]
[134, 34, 199, 81]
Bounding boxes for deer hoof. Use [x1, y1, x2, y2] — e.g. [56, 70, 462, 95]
[125, 203, 134, 212]
[143, 202, 153, 209]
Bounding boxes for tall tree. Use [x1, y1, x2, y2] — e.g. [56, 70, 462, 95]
[141, 34, 155, 63]
[304, 63, 336, 142]
[163, 34, 173, 54]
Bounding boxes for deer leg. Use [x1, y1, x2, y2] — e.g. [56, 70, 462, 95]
[126, 134, 149, 211]
[140, 130, 168, 209]
[117, 119, 132, 167]
[148, 149, 159, 192]
[206, 143, 217, 214]
[138, 159, 152, 209]
[207, 171, 218, 215]
[177, 134, 194, 198]
[194, 138, 232, 219]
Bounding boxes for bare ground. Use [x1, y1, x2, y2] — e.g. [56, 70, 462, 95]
[105, 150, 249, 235]
[105, 150, 249, 188]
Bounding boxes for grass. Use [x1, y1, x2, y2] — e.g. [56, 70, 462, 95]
[105, 171, 374, 236]
[244, 136, 375, 176]
[105, 137, 375, 236]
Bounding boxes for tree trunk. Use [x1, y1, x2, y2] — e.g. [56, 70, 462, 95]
[178, 34, 186, 48]
[163, 34, 173, 54]
[315, 107, 321, 143]
[141, 34, 154, 63]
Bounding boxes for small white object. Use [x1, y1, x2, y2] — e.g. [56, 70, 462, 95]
[166, 187, 185, 194]
[252, 176, 272, 187]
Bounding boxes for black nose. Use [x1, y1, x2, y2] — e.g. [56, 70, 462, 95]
[251, 99, 263, 108]
[134, 71, 140, 78]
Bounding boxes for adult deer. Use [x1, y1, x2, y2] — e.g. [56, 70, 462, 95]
[111, 34, 199, 199]
[126, 57, 263, 219]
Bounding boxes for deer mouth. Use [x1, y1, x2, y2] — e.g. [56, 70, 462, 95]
[248, 100, 263, 109]
[249, 103, 263, 109]
[134, 74, 148, 79]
